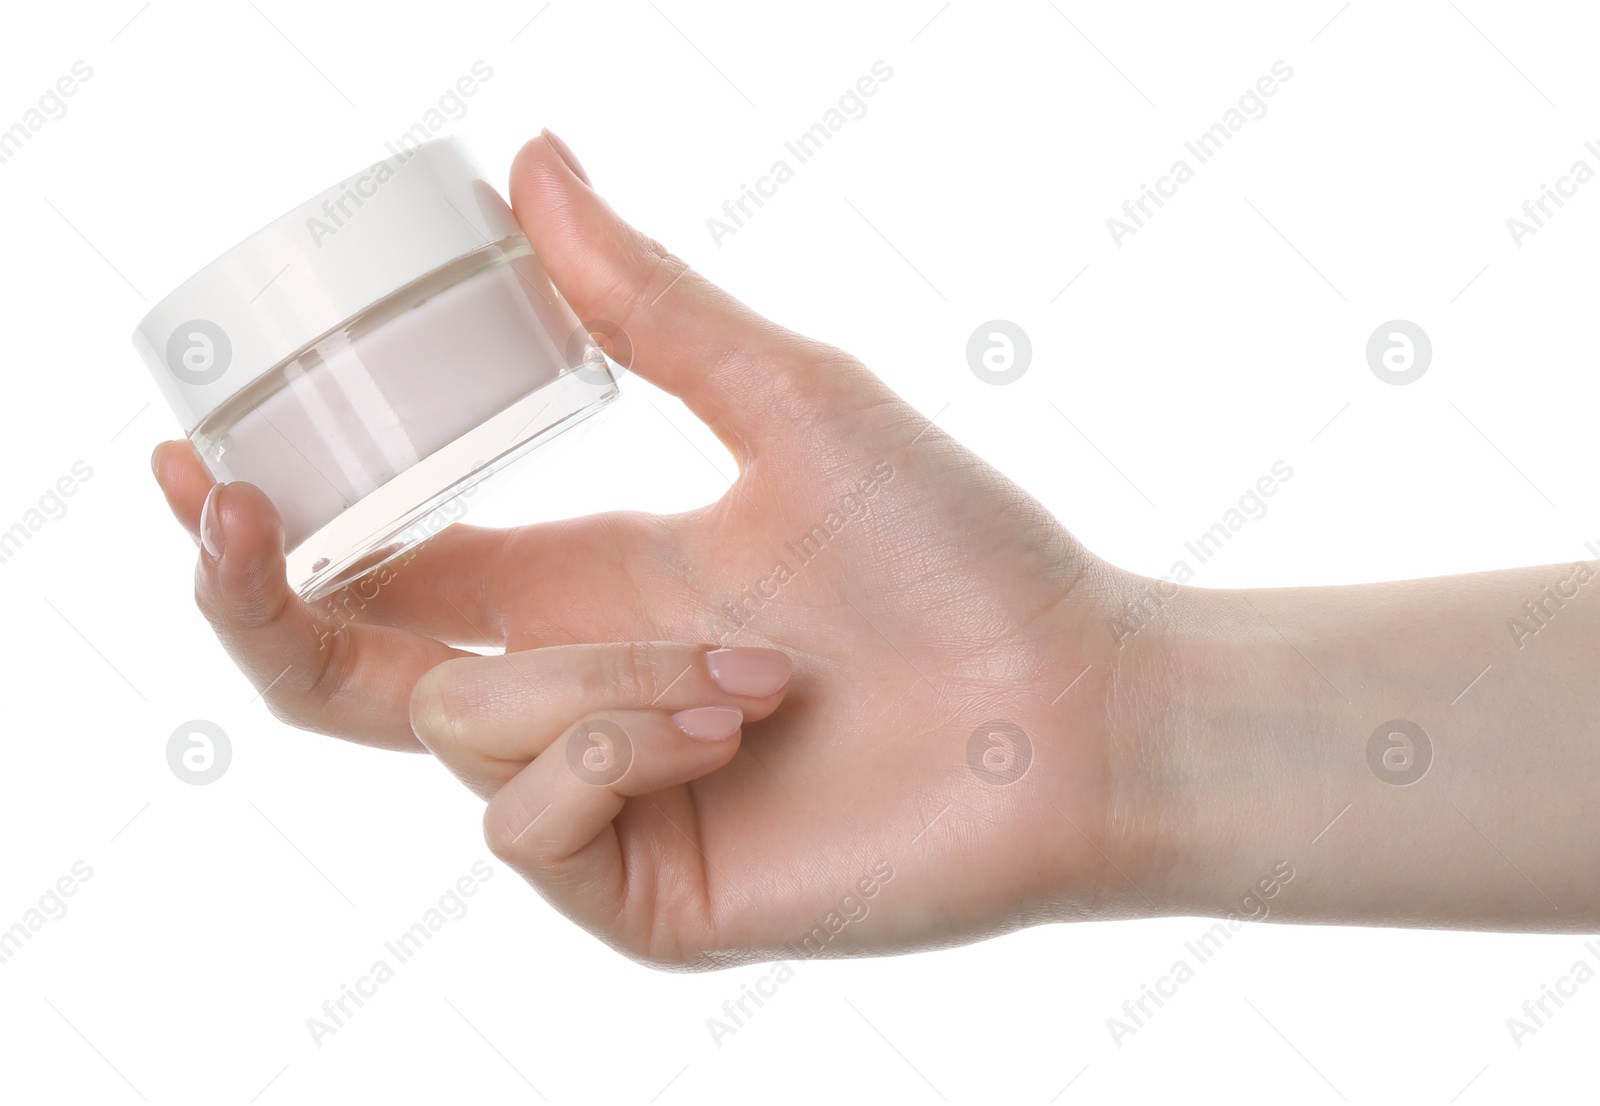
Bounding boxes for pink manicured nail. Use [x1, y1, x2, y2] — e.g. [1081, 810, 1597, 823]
[671, 706, 743, 742]
[704, 648, 791, 698]
[200, 484, 226, 561]
[542, 128, 591, 187]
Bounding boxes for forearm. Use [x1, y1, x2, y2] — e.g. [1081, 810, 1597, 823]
[1123, 561, 1600, 931]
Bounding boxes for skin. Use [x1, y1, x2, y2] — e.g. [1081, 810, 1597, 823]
[152, 131, 1600, 969]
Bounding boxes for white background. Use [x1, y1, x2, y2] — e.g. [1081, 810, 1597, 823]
[1, 1, 1596, 1102]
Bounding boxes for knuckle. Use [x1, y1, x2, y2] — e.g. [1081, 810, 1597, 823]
[483, 799, 567, 872]
[260, 694, 294, 727]
[260, 677, 301, 725]
[192, 565, 286, 633]
[259, 629, 349, 734]
[788, 343, 871, 406]
[734, 334, 871, 433]
[594, 641, 664, 705]
[305, 615, 355, 709]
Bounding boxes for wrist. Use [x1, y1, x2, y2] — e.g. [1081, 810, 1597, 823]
[1116, 569, 1600, 933]
[1040, 563, 1227, 923]
[1104, 579, 1345, 922]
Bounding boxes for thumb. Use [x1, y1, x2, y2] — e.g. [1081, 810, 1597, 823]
[509, 130, 844, 462]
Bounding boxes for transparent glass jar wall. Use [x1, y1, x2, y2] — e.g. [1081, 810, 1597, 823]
[134, 139, 618, 600]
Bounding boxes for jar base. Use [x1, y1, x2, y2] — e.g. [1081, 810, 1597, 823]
[288, 368, 618, 603]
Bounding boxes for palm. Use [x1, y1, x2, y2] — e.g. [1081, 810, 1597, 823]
[488, 389, 1113, 961]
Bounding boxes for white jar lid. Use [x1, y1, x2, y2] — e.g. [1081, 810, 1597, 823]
[131, 136, 522, 432]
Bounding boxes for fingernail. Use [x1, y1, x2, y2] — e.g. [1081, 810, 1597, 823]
[671, 706, 743, 742]
[200, 483, 226, 561]
[704, 648, 791, 698]
[542, 128, 591, 187]
[150, 444, 163, 483]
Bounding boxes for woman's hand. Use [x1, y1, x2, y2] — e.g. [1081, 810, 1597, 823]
[153, 131, 1164, 967]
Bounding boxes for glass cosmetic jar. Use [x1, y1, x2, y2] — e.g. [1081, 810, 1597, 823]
[132, 137, 618, 601]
